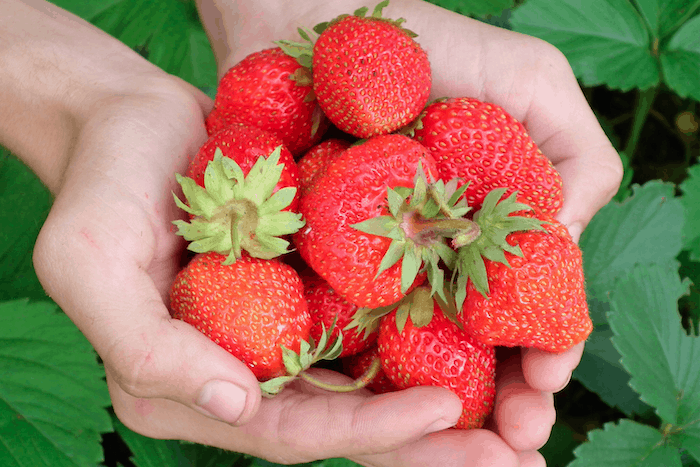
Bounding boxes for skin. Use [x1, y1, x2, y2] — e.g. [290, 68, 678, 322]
[2, 0, 623, 466]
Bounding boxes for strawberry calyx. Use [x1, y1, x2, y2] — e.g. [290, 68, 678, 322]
[350, 164, 475, 299]
[317, 1, 418, 38]
[173, 147, 305, 265]
[450, 188, 547, 308]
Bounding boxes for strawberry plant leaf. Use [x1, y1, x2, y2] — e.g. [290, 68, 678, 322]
[51, 0, 217, 89]
[633, 0, 700, 38]
[579, 181, 685, 300]
[608, 263, 700, 459]
[661, 15, 700, 104]
[511, 0, 660, 92]
[0, 299, 112, 467]
[0, 149, 52, 302]
[680, 162, 700, 260]
[425, 0, 515, 18]
[569, 419, 681, 467]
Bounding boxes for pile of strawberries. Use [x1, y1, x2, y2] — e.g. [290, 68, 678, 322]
[169, 1, 592, 430]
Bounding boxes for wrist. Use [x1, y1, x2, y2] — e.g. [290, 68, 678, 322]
[0, 0, 183, 193]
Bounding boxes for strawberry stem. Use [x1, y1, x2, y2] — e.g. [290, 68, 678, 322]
[401, 211, 480, 247]
[298, 357, 382, 392]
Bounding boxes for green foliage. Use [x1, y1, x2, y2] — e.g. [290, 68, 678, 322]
[0, 300, 112, 467]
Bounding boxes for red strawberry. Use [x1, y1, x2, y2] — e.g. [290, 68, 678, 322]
[297, 138, 352, 191]
[457, 207, 591, 353]
[279, 2, 431, 138]
[343, 346, 398, 394]
[206, 47, 328, 156]
[186, 123, 300, 211]
[377, 302, 497, 429]
[411, 97, 563, 216]
[294, 133, 464, 309]
[173, 124, 305, 262]
[170, 252, 311, 381]
[303, 273, 377, 358]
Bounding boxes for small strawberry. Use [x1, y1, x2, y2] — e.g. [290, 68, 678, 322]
[377, 297, 497, 429]
[278, 1, 431, 138]
[170, 252, 312, 382]
[173, 124, 305, 263]
[452, 190, 591, 353]
[297, 138, 352, 191]
[294, 133, 474, 309]
[206, 47, 328, 156]
[303, 273, 377, 358]
[343, 346, 398, 394]
[411, 97, 564, 216]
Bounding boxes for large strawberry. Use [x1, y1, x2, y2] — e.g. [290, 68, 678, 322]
[173, 123, 304, 263]
[206, 47, 328, 156]
[377, 298, 497, 429]
[411, 97, 564, 216]
[170, 252, 312, 382]
[294, 133, 474, 309]
[452, 190, 591, 353]
[303, 273, 377, 358]
[278, 1, 431, 138]
[297, 138, 352, 192]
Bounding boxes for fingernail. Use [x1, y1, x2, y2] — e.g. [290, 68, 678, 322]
[196, 380, 248, 424]
[423, 417, 457, 435]
[554, 372, 572, 393]
[567, 222, 585, 245]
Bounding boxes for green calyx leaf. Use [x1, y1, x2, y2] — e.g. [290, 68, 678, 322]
[275, 26, 317, 70]
[350, 165, 475, 298]
[260, 318, 344, 397]
[451, 188, 547, 307]
[172, 147, 305, 264]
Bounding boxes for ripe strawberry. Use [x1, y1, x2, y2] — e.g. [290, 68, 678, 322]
[294, 134, 470, 309]
[278, 1, 431, 138]
[186, 123, 300, 211]
[343, 346, 398, 394]
[411, 97, 563, 216]
[206, 47, 328, 156]
[297, 138, 352, 191]
[170, 252, 311, 381]
[173, 124, 305, 263]
[377, 302, 497, 429]
[303, 273, 377, 358]
[457, 207, 591, 353]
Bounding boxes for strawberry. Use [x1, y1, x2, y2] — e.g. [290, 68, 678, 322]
[377, 298, 497, 429]
[411, 97, 564, 216]
[294, 133, 473, 309]
[173, 124, 305, 263]
[456, 206, 591, 353]
[303, 273, 377, 358]
[206, 47, 328, 156]
[343, 346, 398, 394]
[278, 1, 431, 138]
[170, 252, 312, 381]
[297, 138, 352, 191]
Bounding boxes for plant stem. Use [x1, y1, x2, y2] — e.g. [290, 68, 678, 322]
[299, 357, 382, 392]
[624, 86, 658, 161]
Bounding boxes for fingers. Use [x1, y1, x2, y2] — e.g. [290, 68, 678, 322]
[522, 342, 585, 393]
[487, 351, 556, 452]
[518, 450, 548, 467]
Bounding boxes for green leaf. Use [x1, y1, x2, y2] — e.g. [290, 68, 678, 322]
[569, 419, 680, 467]
[0, 150, 53, 302]
[579, 181, 684, 300]
[633, 0, 700, 38]
[511, 0, 659, 92]
[425, 0, 515, 18]
[680, 162, 700, 260]
[0, 299, 112, 467]
[661, 15, 700, 104]
[52, 0, 217, 89]
[608, 263, 700, 459]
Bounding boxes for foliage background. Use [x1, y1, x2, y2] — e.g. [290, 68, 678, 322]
[2, 0, 700, 466]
